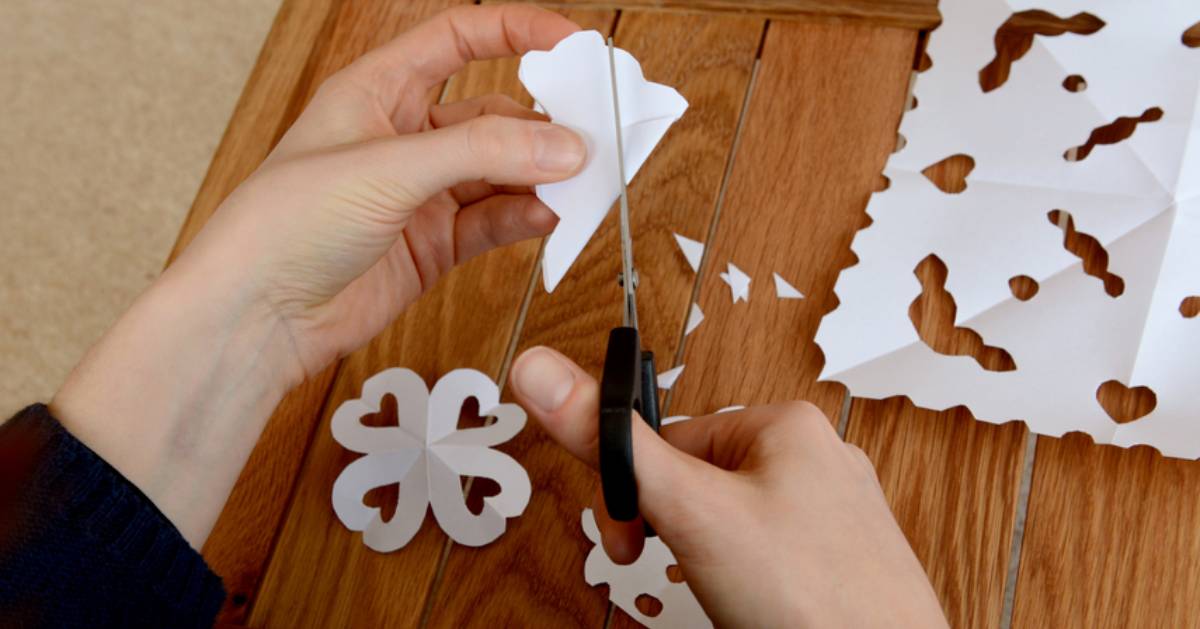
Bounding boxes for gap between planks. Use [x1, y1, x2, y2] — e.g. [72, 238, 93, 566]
[999, 432, 1038, 629]
[661, 30, 765, 418]
[531, 0, 940, 30]
[608, 21, 767, 629]
[418, 11, 624, 626]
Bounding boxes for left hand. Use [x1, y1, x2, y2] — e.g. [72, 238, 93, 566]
[177, 4, 585, 379]
[51, 5, 586, 546]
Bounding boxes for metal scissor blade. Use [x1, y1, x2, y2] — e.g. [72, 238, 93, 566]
[607, 37, 638, 331]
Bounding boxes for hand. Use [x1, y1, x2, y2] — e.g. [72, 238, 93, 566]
[509, 347, 948, 628]
[179, 4, 585, 378]
[51, 5, 585, 546]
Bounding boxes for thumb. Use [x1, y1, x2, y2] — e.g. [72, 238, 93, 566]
[509, 347, 718, 536]
[346, 115, 586, 208]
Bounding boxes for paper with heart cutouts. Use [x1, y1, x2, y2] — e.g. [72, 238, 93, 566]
[582, 508, 711, 628]
[331, 368, 531, 551]
[520, 30, 689, 292]
[814, 0, 1200, 456]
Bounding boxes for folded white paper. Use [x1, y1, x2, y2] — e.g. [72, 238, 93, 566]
[719, 262, 751, 304]
[815, 0, 1200, 457]
[331, 368, 531, 551]
[520, 31, 689, 292]
[582, 508, 711, 628]
[673, 233, 704, 273]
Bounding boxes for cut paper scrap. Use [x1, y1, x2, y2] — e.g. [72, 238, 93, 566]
[520, 31, 689, 292]
[685, 303, 704, 336]
[673, 233, 704, 273]
[582, 509, 711, 628]
[719, 262, 751, 303]
[657, 364, 685, 390]
[330, 368, 531, 551]
[814, 0, 1200, 457]
[773, 273, 805, 299]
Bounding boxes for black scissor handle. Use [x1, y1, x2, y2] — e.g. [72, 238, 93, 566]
[599, 327, 660, 524]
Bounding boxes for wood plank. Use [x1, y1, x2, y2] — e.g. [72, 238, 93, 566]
[537, 0, 939, 29]
[659, 15, 919, 626]
[845, 401, 1027, 628]
[1013, 436, 1200, 628]
[196, 0, 467, 624]
[246, 9, 616, 627]
[423, 11, 763, 627]
[668, 20, 913, 420]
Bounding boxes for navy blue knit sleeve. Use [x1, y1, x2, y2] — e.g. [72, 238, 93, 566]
[0, 404, 225, 628]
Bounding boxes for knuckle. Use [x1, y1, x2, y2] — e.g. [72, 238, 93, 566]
[755, 401, 834, 447]
[464, 114, 514, 162]
[778, 400, 831, 432]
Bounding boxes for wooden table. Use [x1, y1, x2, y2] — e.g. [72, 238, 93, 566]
[171, 2, 1200, 627]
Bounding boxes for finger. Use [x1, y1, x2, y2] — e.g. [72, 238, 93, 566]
[591, 486, 645, 565]
[453, 194, 558, 263]
[449, 180, 537, 207]
[348, 115, 586, 208]
[658, 401, 833, 470]
[509, 346, 601, 468]
[355, 5, 579, 100]
[448, 180, 497, 207]
[429, 94, 546, 129]
[509, 345, 721, 531]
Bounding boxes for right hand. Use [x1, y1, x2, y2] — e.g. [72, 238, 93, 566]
[509, 346, 948, 628]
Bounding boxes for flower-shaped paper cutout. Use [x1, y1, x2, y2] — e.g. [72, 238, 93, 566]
[331, 368, 530, 551]
[582, 508, 710, 628]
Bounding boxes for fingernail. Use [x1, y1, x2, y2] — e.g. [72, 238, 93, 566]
[534, 126, 585, 174]
[513, 347, 575, 414]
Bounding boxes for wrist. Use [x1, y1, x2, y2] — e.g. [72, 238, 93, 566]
[51, 261, 302, 546]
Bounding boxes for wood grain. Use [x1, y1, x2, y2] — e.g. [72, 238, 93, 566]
[535, 0, 940, 29]
[195, 0, 468, 624]
[661, 14, 919, 626]
[846, 402, 1026, 628]
[422, 11, 763, 628]
[1012, 435, 1200, 628]
[667, 20, 912, 420]
[246, 8, 615, 628]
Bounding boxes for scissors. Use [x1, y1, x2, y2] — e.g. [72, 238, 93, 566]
[597, 37, 662, 527]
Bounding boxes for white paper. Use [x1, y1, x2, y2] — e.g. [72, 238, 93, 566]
[684, 303, 704, 336]
[520, 31, 689, 292]
[719, 262, 751, 304]
[773, 273, 805, 299]
[814, 0, 1200, 457]
[657, 364, 685, 390]
[581, 509, 711, 628]
[330, 368, 531, 551]
[673, 233, 704, 273]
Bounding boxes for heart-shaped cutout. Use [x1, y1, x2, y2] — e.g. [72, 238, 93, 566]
[1096, 380, 1157, 424]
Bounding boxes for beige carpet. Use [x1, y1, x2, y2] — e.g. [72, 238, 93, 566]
[0, 2, 280, 418]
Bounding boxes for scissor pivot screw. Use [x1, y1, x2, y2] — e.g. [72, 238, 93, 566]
[617, 270, 640, 290]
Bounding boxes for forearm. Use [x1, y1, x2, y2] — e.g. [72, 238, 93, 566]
[50, 259, 301, 547]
